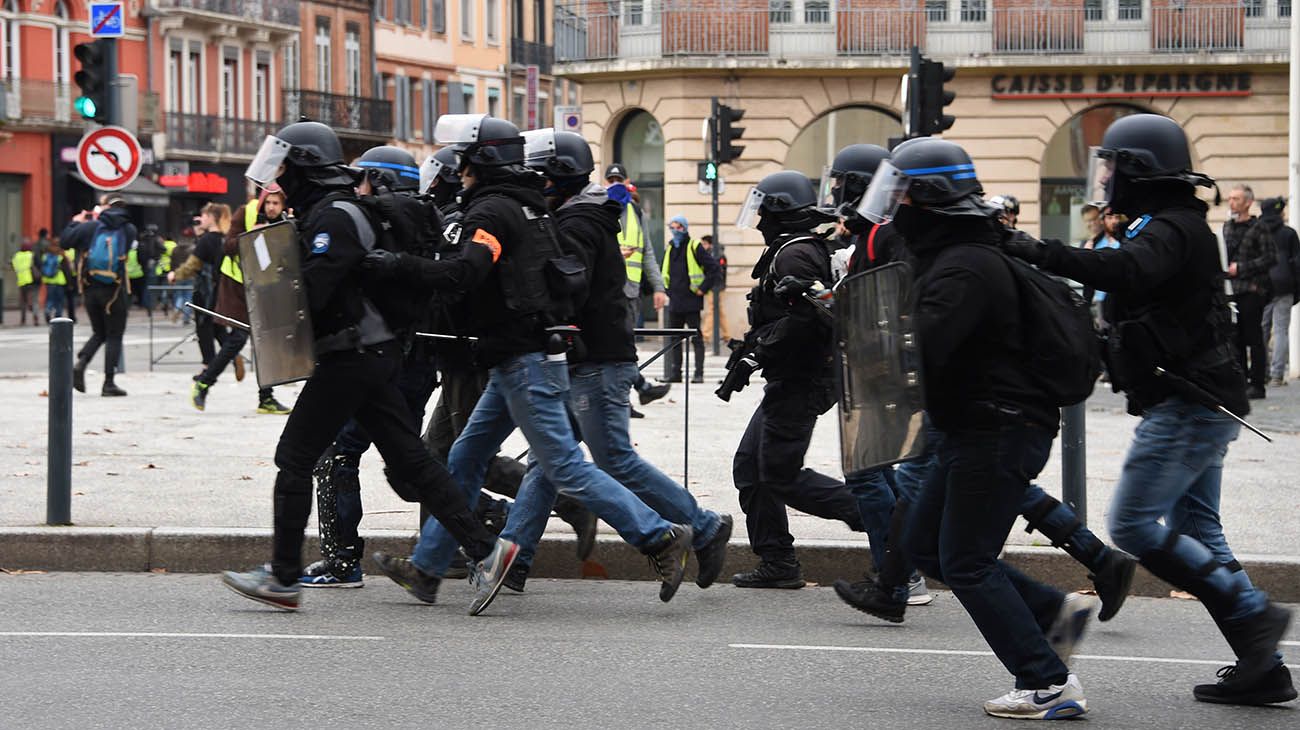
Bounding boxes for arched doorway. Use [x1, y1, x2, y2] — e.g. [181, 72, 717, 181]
[1040, 104, 1147, 242]
[614, 109, 665, 258]
[785, 105, 903, 178]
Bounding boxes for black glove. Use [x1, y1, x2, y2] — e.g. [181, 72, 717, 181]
[774, 275, 816, 300]
[361, 249, 402, 277]
[1000, 230, 1048, 267]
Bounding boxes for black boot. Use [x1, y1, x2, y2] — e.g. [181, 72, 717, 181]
[101, 378, 127, 397]
[1090, 549, 1137, 622]
[732, 560, 805, 589]
[1217, 604, 1293, 687]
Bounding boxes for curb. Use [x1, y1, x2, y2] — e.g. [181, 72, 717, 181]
[3, 527, 1298, 603]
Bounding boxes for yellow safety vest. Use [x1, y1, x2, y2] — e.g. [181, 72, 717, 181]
[157, 240, 177, 275]
[662, 237, 705, 295]
[617, 202, 644, 285]
[40, 254, 67, 287]
[126, 248, 143, 279]
[245, 200, 259, 231]
[11, 250, 34, 287]
[220, 253, 243, 284]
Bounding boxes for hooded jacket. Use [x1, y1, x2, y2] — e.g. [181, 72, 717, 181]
[61, 206, 138, 288]
[1258, 199, 1300, 299]
[555, 183, 636, 363]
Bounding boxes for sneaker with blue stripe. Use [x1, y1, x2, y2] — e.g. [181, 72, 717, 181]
[299, 559, 363, 588]
[984, 674, 1088, 719]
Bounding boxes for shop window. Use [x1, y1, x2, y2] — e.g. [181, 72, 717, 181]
[784, 105, 902, 179]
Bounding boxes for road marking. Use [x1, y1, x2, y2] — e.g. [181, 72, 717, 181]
[0, 631, 384, 641]
[1282, 641, 1300, 647]
[730, 643, 1229, 666]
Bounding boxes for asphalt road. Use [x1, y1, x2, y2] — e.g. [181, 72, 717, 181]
[1, 573, 1295, 729]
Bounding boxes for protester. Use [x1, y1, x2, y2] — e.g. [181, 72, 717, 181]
[1224, 184, 1276, 399]
[662, 214, 721, 383]
[10, 240, 38, 326]
[1257, 197, 1299, 387]
[170, 203, 231, 370]
[62, 194, 136, 397]
[697, 234, 731, 347]
[39, 241, 73, 321]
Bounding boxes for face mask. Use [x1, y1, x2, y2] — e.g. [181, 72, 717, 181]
[890, 204, 923, 242]
[606, 183, 631, 205]
[671, 229, 687, 246]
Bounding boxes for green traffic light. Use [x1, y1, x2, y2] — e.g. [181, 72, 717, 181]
[705, 162, 717, 181]
[75, 96, 98, 119]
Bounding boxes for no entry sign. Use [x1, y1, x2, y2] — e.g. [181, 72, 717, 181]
[76, 126, 142, 191]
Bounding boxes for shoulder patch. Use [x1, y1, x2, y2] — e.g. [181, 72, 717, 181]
[1125, 214, 1152, 240]
[471, 228, 502, 263]
[310, 232, 331, 255]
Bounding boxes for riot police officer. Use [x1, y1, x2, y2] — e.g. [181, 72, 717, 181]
[420, 145, 464, 223]
[362, 115, 694, 611]
[820, 143, 907, 276]
[725, 170, 866, 589]
[220, 121, 515, 613]
[1003, 113, 1295, 707]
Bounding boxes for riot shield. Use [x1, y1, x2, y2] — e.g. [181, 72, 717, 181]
[835, 262, 926, 474]
[238, 220, 315, 388]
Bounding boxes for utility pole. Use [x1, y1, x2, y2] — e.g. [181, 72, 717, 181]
[710, 97, 721, 356]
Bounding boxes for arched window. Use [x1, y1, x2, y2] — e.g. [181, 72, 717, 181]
[1040, 104, 1147, 242]
[784, 105, 903, 179]
[613, 109, 665, 256]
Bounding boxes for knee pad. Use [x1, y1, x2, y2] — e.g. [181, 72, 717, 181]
[1138, 532, 1235, 618]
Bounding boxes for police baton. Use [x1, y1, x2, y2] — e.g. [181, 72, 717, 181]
[184, 302, 250, 331]
[416, 332, 479, 341]
[1154, 367, 1272, 442]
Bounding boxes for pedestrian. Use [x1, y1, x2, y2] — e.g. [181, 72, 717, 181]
[62, 194, 135, 397]
[1223, 184, 1276, 399]
[10, 239, 38, 326]
[1257, 196, 1299, 387]
[697, 234, 731, 347]
[219, 120, 516, 613]
[188, 188, 292, 416]
[1004, 113, 1295, 707]
[134, 223, 164, 311]
[1079, 204, 1103, 248]
[170, 203, 230, 370]
[662, 214, 721, 383]
[725, 170, 866, 589]
[362, 114, 692, 612]
[877, 137, 1093, 720]
[39, 241, 72, 321]
[989, 193, 1020, 229]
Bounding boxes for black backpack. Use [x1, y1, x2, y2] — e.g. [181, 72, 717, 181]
[334, 193, 440, 334]
[999, 249, 1102, 406]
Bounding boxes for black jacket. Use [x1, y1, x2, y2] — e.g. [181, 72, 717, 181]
[555, 183, 636, 363]
[746, 232, 835, 381]
[61, 207, 138, 288]
[909, 213, 1060, 432]
[846, 221, 907, 276]
[665, 234, 721, 313]
[1035, 193, 1248, 417]
[1261, 212, 1300, 299]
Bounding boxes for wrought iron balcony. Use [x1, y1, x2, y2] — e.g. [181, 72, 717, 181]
[512, 37, 556, 74]
[152, 0, 300, 27]
[281, 90, 394, 139]
[165, 112, 277, 157]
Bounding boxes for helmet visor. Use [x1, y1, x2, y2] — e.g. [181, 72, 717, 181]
[522, 128, 558, 166]
[817, 166, 845, 215]
[1086, 148, 1115, 207]
[735, 186, 767, 229]
[245, 135, 292, 187]
[419, 156, 447, 194]
[433, 114, 486, 146]
[855, 161, 911, 224]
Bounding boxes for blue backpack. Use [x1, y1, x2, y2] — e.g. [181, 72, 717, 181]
[41, 252, 62, 279]
[84, 222, 126, 285]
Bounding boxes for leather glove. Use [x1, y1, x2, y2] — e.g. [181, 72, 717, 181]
[1000, 230, 1048, 267]
[361, 249, 402, 277]
[774, 275, 816, 300]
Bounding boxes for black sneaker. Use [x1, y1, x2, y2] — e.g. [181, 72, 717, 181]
[691, 373, 704, 384]
[639, 381, 671, 405]
[1247, 384, 1266, 400]
[1223, 603, 1293, 685]
[834, 577, 906, 623]
[646, 524, 693, 602]
[371, 551, 440, 604]
[629, 406, 646, 419]
[1194, 663, 1298, 706]
[101, 381, 127, 397]
[732, 560, 805, 589]
[1089, 549, 1137, 622]
[694, 514, 734, 589]
[503, 561, 529, 593]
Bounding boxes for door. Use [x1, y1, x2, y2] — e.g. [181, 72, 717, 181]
[0, 174, 24, 309]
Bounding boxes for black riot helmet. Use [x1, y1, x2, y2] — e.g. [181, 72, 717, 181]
[820, 144, 891, 216]
[522, 129, 594, 197]
[855, 137, 992, 221]
[736, 170, 835, 236]
[356, 145, 421, 192]
[245, 119, 357, 209]
[434, 114, 526, 170]
[1086, 113, 1214, 214]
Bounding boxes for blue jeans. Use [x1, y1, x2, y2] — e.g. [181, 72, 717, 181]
[905, 422, 1068, 689]
[411, 352, 674, 576]
[1107, 397, 1265, 623]
[44, 284, 66, 320]
[504, 361, 722, 568]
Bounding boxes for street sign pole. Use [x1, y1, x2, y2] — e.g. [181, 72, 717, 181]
[710, 98, 721, 356]
[105, 37, 118, 126]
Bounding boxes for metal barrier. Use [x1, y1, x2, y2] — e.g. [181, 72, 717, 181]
[146, 285, 196, 370]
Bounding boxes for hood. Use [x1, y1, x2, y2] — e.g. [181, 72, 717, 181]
[462, 174, 549, 211]
[895, 205, 1003, 260]
[557, 182, 621, 234]
[96, 206, 133, 230]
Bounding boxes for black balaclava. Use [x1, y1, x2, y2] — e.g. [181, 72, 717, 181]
[757, 209, 835, 246]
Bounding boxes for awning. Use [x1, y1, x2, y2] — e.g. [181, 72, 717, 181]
[69, 171, 172, 208]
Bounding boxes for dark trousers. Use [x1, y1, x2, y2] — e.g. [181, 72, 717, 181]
[196, 327, 270, 400]
[18, 284, 37, 323]
[1235, 291, 1268, 388]
[665, 310, 704, 380]
[269, 344, 495, 586]
[425, 367, 492, 462]
[66, 286, 78, 323]
[733, 377, 865, 563]
[77, 284, 128, 378]
[904, 422, 1068, 690]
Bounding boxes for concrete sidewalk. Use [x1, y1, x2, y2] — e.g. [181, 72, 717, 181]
[2, 337, 1299, 600]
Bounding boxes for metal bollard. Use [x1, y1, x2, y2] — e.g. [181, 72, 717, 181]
[1060, 402, 1087, 526]
[47, 318, 74, 525]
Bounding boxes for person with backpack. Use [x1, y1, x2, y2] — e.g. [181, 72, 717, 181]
[855, 138, 1093, 719]
[188, 189, 292, 416]
[171, 203, 230, 370]
[39, 242, 72, 321]
[219, 119, 516, 614]
[61, 194, 136, 397]
[360, 114, 694, 612]
[1004, 114, 1295, 707]
[11, 240, 38, 326]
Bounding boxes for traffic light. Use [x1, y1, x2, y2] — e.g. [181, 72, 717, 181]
[715, 103, 746, 164]
[697, 160, 718, 183]
[74, 40, 110, 123]
[917, 57, 956, 137]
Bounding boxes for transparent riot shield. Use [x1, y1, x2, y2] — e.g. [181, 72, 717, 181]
[238, 220, 315, 388]
[835, 262, 926, 474]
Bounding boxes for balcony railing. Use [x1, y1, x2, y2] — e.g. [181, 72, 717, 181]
[165, 112, 277, 156]
[511, 38, 556, 74]
[153, 0, 300, 27]
[2, 80, 160, 133]
[281, 90, 393, 138]
[554, 2, 1290, 62]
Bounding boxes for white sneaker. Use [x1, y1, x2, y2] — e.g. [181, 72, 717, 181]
[1047, 592, 1100, 666]
[983, 674, 1087, 719]
[907, 572, 934, 606]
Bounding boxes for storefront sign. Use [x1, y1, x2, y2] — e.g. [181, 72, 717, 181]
[158, 171, 228, 195]
[991, 71, 1252, 100]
